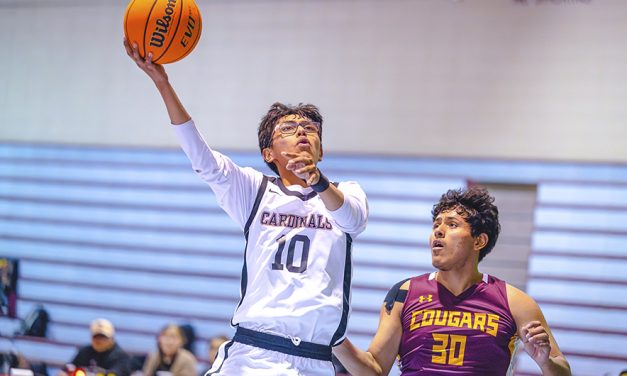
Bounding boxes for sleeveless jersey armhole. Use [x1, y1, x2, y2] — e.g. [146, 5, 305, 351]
[243, 175, 269, 237]
[383, 278, 411, 313]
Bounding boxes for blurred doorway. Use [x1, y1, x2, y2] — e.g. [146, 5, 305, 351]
[472, 182, 537, 292]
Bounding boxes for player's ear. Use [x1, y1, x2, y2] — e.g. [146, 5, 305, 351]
[262, 148, 274, 163]
[319, 145, 324, 161]
[474, 233, 488, 252]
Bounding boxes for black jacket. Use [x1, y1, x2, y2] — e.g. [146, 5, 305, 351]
[71, 343, 131, 376]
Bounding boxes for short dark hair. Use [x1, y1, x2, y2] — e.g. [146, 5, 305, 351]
[431, 187, 500, 262]
[257, 102, 323, 175]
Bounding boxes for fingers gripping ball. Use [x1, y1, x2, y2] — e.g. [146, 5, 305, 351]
[124, 0, 202, 64]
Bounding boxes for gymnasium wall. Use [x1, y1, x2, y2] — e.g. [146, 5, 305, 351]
[1, 0, 627, 162]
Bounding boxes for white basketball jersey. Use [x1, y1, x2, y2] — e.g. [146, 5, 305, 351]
[174, 120, 368, 347]
[233, 176, 362, 346]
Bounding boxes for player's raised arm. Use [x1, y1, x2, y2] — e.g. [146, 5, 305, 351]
[123, 37, 191, 126]
[507, 284, 571, 376]
[124, 5, 368, 374]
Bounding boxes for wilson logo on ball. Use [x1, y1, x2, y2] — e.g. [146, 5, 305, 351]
[149, 0, 176, 48]
[124, 0, 202, 64]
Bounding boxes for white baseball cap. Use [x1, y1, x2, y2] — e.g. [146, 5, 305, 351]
[90, 318, 115, 338]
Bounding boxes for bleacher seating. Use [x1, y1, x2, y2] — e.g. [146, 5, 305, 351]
[1, 142, 626, 376]
[515, 181, 627, 376]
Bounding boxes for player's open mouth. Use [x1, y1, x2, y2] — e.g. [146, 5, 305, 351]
[432, 240, 444, 249]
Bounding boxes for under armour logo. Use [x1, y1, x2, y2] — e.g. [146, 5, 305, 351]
[418, 295, 433, 303]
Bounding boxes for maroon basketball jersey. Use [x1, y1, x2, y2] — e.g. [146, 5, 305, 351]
[399, 273, 518, 376]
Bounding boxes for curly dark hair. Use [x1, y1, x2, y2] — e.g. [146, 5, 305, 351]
[431, 187, 501, 262]
[257, 102, 323, 175]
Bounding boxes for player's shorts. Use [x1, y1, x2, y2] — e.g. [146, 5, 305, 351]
[205, 327, 335, 376]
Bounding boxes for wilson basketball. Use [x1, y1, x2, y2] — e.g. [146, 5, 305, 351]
[123, 0, 202, 64]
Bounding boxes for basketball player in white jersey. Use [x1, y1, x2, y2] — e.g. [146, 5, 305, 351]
[124, 40, 369, 376]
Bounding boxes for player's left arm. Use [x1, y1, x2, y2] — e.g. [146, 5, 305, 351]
[507, 284, 571, 376]
[333, 282, 406, 376]
[321, 180, 368, 235]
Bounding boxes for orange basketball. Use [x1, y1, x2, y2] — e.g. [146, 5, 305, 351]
[123, 0, 202, 64]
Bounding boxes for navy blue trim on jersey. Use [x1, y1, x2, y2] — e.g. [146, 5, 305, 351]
[233, 326, 333, 361]
[206, 340, 234, 375]
[270, 176, 318, 201]
[233, 176, 268, 324]
[384, 278, 411, 313]
[268, 177, 340, 201]
[330, 233, 352, 346]
[244, 176, 269, 236]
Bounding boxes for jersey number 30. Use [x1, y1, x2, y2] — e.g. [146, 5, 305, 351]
[272, 234, 310, 273]
[432, 333, 467, 366]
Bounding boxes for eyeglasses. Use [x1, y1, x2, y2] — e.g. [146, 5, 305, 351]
[274, 121, 320, 137]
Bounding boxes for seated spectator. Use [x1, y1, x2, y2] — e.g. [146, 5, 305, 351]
[59, 318, 131, 376]
[206, 335, 228, 368]
[142, 324, 196, 376]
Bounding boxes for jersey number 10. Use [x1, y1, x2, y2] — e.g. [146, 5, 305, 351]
[271, 234, 310, 273]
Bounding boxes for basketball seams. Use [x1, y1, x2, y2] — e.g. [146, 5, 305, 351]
[154, 0, 185, 63]
[123, 0, 138, 43]
[142, 0, 160, 61]
[124, 0, 144, 50]
[169, 0, 202, 63]
[185, 1, 203, 61]
[187, 5, 202, 58]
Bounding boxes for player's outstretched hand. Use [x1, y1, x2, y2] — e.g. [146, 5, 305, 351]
[521, 320, 551, 367]
[123, 37, 168, 85]
[282, 150, 320, 185]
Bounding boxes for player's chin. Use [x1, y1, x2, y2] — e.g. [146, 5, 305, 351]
[431, 258, 447, 271]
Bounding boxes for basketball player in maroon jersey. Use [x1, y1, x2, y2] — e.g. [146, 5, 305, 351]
[334, 187, 570, 375]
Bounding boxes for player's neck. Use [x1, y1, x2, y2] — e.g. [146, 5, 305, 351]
[435, 269, 483, 296]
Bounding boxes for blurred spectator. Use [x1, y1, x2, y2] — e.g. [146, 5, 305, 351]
[0, 258, 18, 318]
[142, 324, 196, 376]
[206, 335, 228, 368]
[177, 324, 195, 356]
[59, 318, 131, 376]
